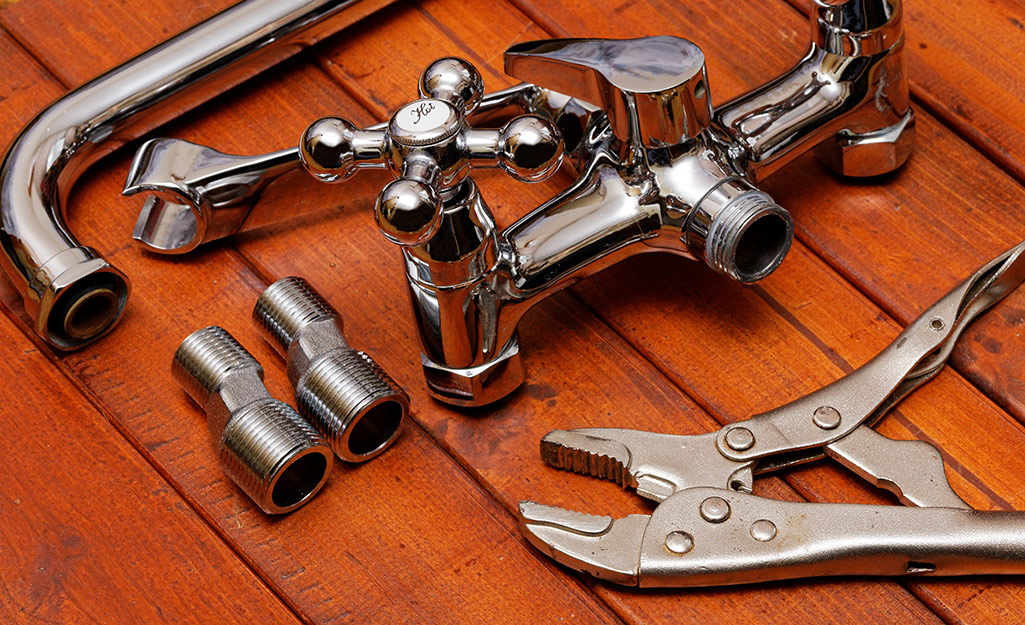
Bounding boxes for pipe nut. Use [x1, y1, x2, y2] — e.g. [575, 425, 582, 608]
[815, 110, 916, 178]
[420, 336, 524, 407]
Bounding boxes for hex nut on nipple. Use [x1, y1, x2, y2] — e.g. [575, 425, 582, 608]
[172, 326, 333, 515]
[253, 277, 409, 463]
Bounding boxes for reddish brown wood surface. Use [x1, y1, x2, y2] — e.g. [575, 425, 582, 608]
[0, 36, 303, 625]
[0, 0, 1023, 623]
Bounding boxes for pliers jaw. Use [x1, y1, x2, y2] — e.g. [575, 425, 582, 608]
[518, 427, 756, 584]
[539, 428, 755, 502]
[518, 502, 646, 586]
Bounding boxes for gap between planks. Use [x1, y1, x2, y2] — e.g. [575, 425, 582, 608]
[0, 0, 1020, 621]
[286, 2, 965, 623]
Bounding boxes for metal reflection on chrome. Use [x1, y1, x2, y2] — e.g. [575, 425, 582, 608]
[123, 0, 914, 406]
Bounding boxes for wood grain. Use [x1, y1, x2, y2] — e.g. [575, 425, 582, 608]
[766, 0, 1025, 423]
[0, 37, 302, 623]
[0, 4, 623, 625]
[0, 313, 307, 624]
[1, 0, 1024, 623]
[0, 0, 234, 86]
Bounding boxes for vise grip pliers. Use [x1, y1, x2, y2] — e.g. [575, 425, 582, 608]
[519, 240, 1025, 587]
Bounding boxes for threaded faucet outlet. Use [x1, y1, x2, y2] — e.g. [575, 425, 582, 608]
[172, 325, 333, 514]
[688, 179, 794, 284]
[254, 277, 409, 463]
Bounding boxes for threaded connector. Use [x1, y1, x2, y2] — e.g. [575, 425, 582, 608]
[702, 189, 793, 283]
[254, 277, 409, 463]
[253, 275, 337, 349]
[172, 326, 332, 514]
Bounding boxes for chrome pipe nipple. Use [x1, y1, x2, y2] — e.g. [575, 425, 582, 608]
[172, 325, 332, 515]
[254, 277, 409, 463]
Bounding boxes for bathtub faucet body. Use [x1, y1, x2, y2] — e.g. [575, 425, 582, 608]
[125, 0, 914, 406]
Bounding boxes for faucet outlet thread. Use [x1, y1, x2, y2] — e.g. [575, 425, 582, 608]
[172, 325, 332, 514]
[703, 190, 793, 284]
[254, 277, 409, 462]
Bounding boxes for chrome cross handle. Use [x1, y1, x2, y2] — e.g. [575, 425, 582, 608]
[299, 58, 563, 246]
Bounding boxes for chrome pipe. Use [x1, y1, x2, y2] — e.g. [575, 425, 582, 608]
[714, 0, 913, 182]
[0, 0, 392, 350]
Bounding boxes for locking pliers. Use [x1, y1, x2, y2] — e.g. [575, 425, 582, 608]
[519, 240, 1025, 587]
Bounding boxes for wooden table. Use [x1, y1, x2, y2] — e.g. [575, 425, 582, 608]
[1, 0, 1023, 623]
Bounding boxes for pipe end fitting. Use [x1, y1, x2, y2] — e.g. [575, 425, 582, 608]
[254, 277, 409, 463]
[172, 325, 261, 408]
[702, 190, 793, 284]
[172, 325, 332, 514]
[30, 247, 130, 350]
[299, 349, 409, 462]
[254, 276, 338, 351]
[218, 398, 333, 514]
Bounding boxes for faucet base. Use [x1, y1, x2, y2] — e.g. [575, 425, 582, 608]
[421, 336, 524, 407]
[815, 109, 916, 178]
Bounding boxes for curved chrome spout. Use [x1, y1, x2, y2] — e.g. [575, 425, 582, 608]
[0, 0, 391, 350]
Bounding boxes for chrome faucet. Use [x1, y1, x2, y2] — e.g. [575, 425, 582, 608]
[124, 0, 914, 406]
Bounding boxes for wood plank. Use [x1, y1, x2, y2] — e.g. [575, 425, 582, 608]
[762, 114, 1024, 419]
[0, 334, 306, 623]
[9, 0, 938, 618]
[773, 0, 1025, 424]
[0, 7, 627, 623]
[231, 0, 945, 623]
[0, 0, 234, 86]
[309, 0, 1025, 621]
[0, 40, 301, 622]
[2, 1, 1021, 624]
[0, 316, 305, 624]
